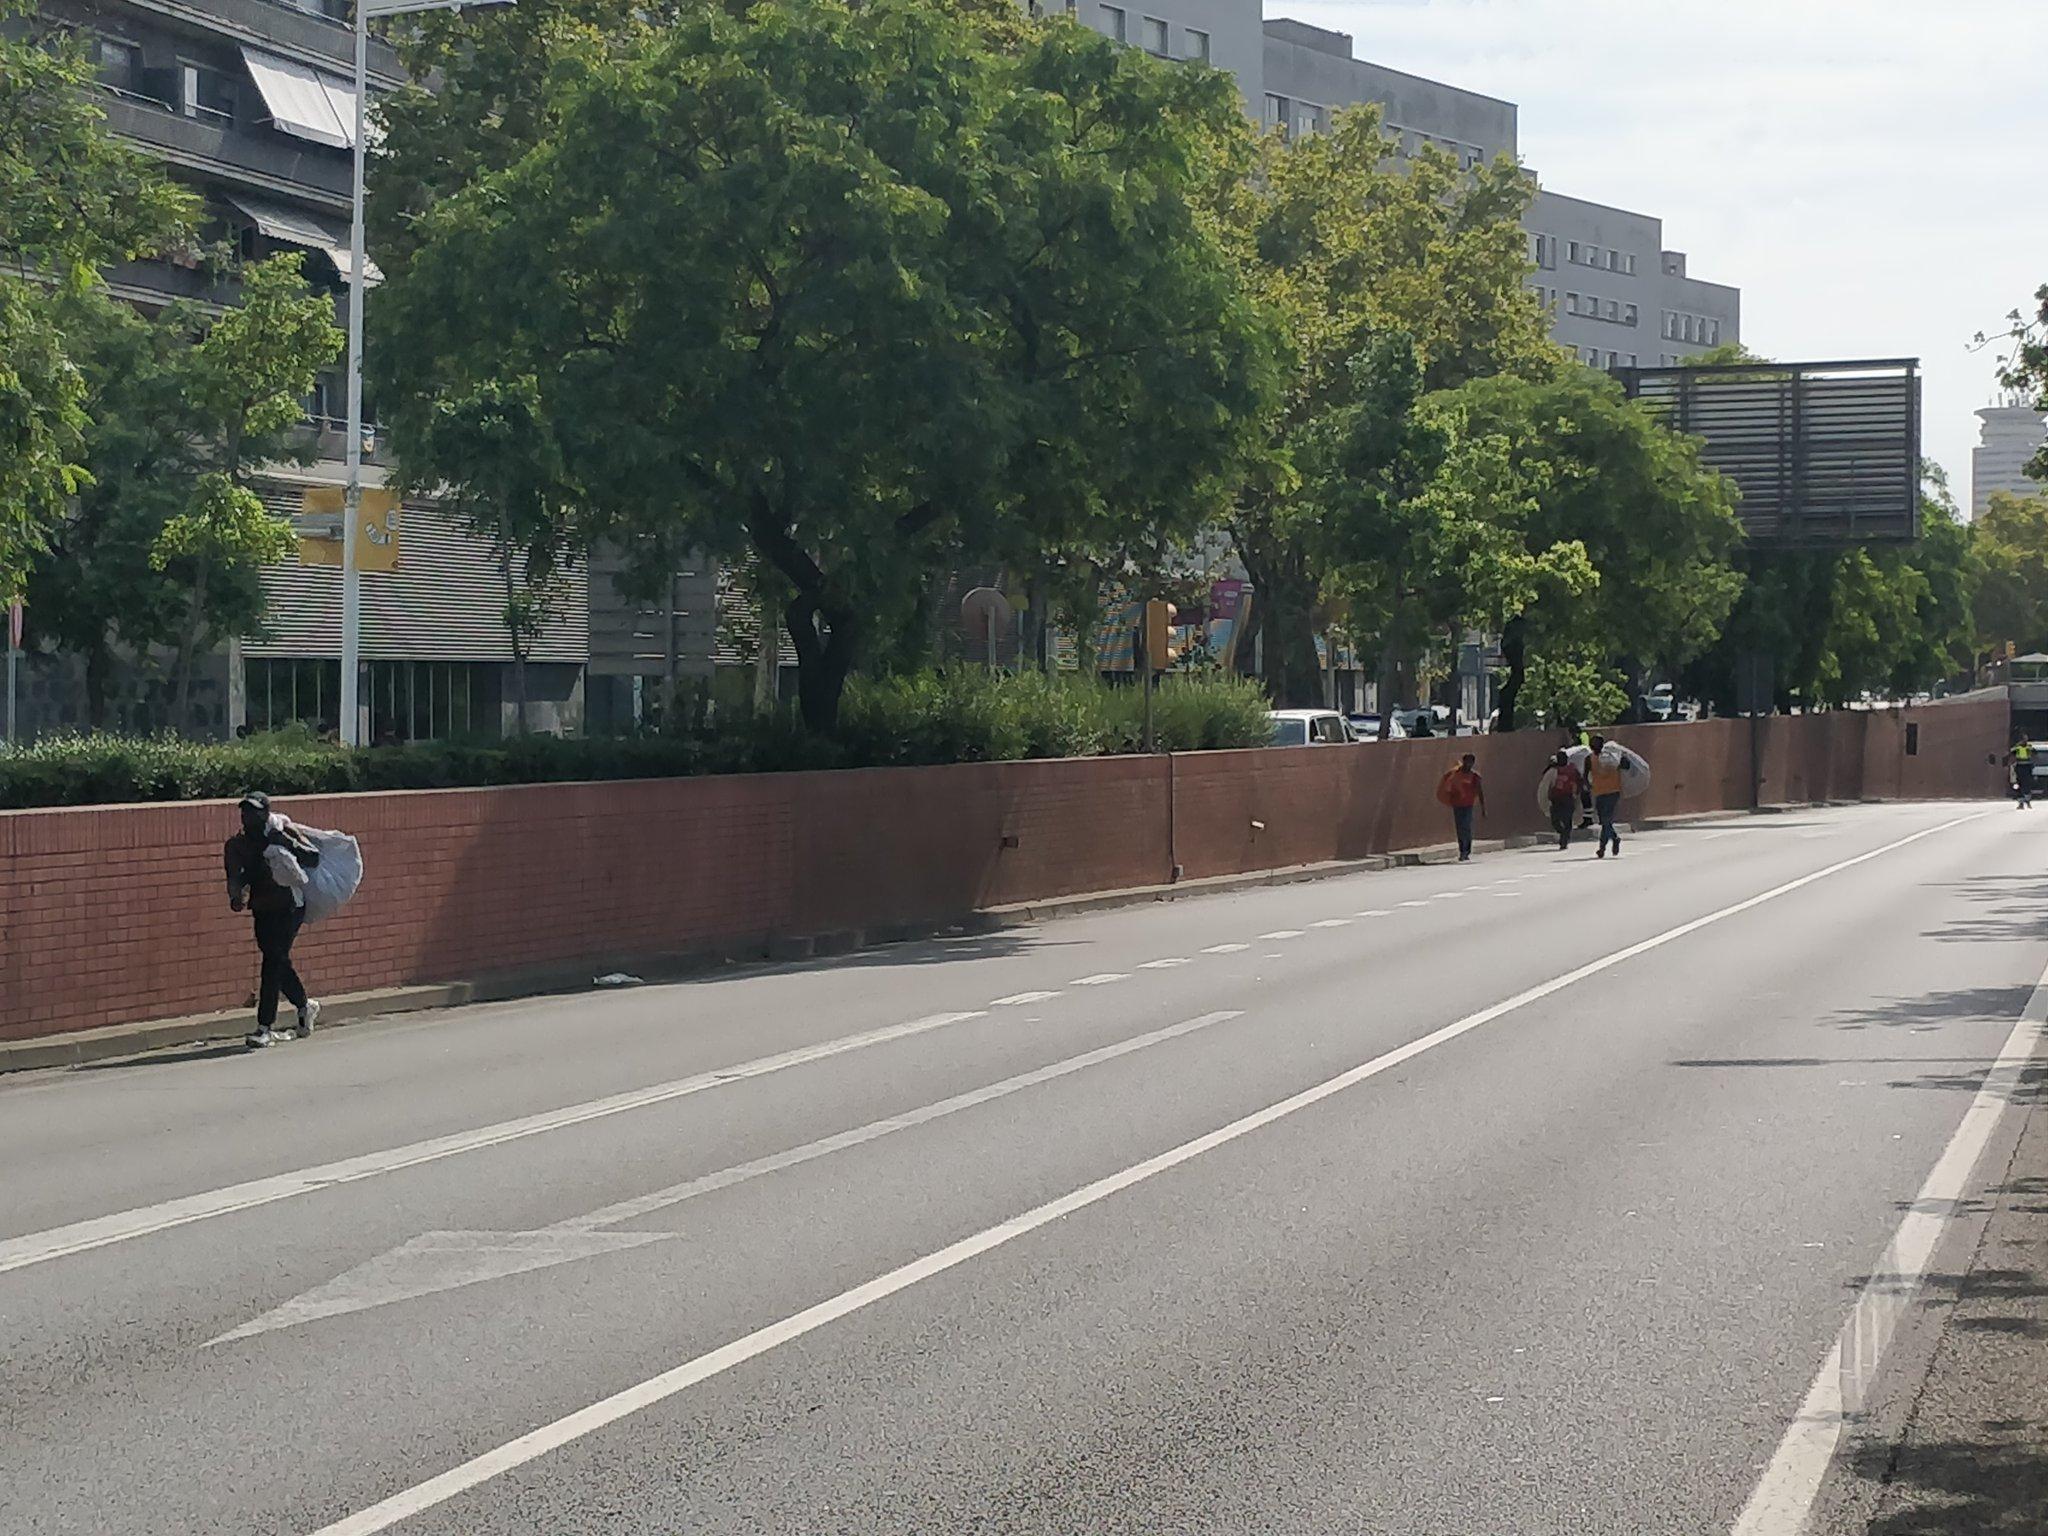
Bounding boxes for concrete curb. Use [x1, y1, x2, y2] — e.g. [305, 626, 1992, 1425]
[0, 800, 1871, 1076]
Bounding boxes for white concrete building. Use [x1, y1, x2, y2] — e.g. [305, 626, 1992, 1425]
[1078, 6, 1744, 371]
[1972, 398, 2048, 519]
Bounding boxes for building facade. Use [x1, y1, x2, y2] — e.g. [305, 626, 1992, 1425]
[1972, 399, 2048, 520]
[23, 0, 596, 741]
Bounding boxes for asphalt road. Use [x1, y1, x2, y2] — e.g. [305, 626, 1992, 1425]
[3, 800, 2044, 1536]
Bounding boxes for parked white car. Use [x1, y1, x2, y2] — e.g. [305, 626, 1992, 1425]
[1269, 709, 1354, 746]
[1346, 712, 1408, 741]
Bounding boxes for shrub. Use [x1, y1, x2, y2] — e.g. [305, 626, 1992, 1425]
[0, 669, 1274, 808]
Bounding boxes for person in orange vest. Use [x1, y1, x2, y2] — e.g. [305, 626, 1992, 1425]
[1437, 752, 1486, 862]
[1586, 735, 1626, 858]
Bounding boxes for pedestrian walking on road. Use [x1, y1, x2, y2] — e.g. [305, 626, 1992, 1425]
[1586, 735, 1624, 858]
[1437, 752, 1486, 861]
[1567, 721, 1595, 827]
[223, 791, 323, 1049]
[2007, 734, 2035, 810]
[1542, 750, 1583, 850]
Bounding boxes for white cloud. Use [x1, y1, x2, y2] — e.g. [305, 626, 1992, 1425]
[1268, 0, 2048, 504]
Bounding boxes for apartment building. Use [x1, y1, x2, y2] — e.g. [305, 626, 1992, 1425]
[22, 0, 595, 740]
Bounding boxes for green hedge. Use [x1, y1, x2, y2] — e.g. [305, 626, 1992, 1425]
[0, 671, 1274, 808]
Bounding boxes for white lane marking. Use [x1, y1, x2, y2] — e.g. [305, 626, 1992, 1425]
[1201, 943, 1250, 955]
[1071, 973, 1127, 986]
[1138, 958, 1189, 970]
[1398, 901, 1429, 908]
[1432, 892, 1465, 901]
[1310, 919, 1352, 929]
[1260, 930, 1305, 940]
[1353, 910, 1391, 918]
[990, 991, 1059, 1007]
[0, 1011, 989, 1278]
[212, 1012, 1247, 1344]
[1494, 891, 1525, 899]
[1730, 949, 2047, 1536]
[311, 811, 1986, 1536]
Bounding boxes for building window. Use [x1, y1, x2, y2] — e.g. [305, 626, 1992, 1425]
[1295, 103, 1323, 138]
[244, 658, 344, 736]
[1708, 319, 1722, 345]
[1624, 253, 1637, 275]
[1567, 240, 1581, 263]
[1099, 4, 1125, 42]
[181, 61, 236, 123]
[365, 660, 489, 744]
[1141, 15, 1168, 54]
[1264, 94, 1291, 136]
[1183, 27, 1209, 60]
[1606, 351, 1620, 368]
[1626, 353, 1638, 367]
[1565, 292, 1580, 315]
[1624, 302, 1639, 325]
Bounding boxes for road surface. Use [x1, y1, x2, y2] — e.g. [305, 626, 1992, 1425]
[3, 800, 2043, 1536]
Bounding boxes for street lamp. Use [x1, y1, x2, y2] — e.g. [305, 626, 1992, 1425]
[341, 0, 513, 746]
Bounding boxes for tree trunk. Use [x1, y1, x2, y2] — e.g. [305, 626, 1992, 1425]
[84, 644, 111, 730]
[1235, 542, 1319, 705]
[1495, 616, 1528, 733]
[511, 648, 529, 735]
[752, 582, 778, 712]
[784, 589, 860, 733]
[174, 566, 209, 736]
[1021, 570, 1051, 673]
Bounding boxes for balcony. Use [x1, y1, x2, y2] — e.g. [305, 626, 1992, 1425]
[124, 0, 401, 79]
[98, 93, 352, 209]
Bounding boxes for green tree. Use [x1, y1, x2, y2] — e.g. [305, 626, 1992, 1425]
[0, 2, 195, 597]
[27, 260, 341, 728]
[371, 0, 1277, 729]
[1430, 370, 1744, 731]
[1686, 469, 1975, 710]
[1221, 108, 1560, 705]
[1983, 284, 2048, 487]
[1973, 489, 2048, 660]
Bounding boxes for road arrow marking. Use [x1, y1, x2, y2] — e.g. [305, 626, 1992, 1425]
[211, 1229, 674, 1344]
[208, 1010, 1245, 1345]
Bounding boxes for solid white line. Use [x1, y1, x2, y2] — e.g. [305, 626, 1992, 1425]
[1138, 958, 1189, 970]
[989, 991, 1059, 1007]
[1729, 948, 2048, 1536]
[1353, 910, 1391, 918]
[0, 1011, 989, 1278]
[1071, 973, 1128, 986]
[1398, 900, 1429, 908]
[1259, 930, 1304, 940]
[1200, 944, 1250, 955]
[311, 810, 1986, 1536]
[1310, 919, 1352, 929]
[1432, 892, 1465, 901]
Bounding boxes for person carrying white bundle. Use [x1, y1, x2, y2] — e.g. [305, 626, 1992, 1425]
[221, 792, 364, 1049]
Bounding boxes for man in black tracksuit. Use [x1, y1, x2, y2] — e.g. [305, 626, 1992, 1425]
[223, 792, 322, 1049]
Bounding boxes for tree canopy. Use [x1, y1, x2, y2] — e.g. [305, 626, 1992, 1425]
[0, 1, 195, 599]
[370, 0, 1279, 727]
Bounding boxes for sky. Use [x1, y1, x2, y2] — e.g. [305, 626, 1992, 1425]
[1266, 0, 2048, 509]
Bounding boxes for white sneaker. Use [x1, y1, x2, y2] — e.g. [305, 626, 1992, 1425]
[296, 999, 321, 1038]
[246, 1027, 276, 1050]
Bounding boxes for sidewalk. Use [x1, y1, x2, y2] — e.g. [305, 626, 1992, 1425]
[1851, 1079, 2048, 1533]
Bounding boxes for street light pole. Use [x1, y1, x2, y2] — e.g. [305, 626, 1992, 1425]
[340, 0, 370, 746]
[341, 0, 512, 748]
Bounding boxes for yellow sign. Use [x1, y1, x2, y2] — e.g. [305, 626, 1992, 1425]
[296, 486, 401, 572]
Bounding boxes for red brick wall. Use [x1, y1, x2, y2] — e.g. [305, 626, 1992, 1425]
[0, 704, 2010, 1044]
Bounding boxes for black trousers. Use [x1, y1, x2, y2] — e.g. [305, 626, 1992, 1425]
[1549, 798, 1575, 848]
[254, 906, 308, 1027]
[1595, 792, 1622, 853]
[1452, 803, 1475, 857]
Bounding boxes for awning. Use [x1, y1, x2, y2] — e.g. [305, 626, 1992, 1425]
[240, 46, 350, 148]
[226, 192, 382, 285]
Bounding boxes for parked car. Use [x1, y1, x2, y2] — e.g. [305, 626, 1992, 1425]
[1269, 709, 1354, 746]
[1346, 712, 1408, 741]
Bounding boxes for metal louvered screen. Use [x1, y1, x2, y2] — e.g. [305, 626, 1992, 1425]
[1617, 359, 1921, 545]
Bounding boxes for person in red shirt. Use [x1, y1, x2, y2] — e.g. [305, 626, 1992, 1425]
[1543, 750, 1583, 850]
[1437, 752, 1486, 861]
